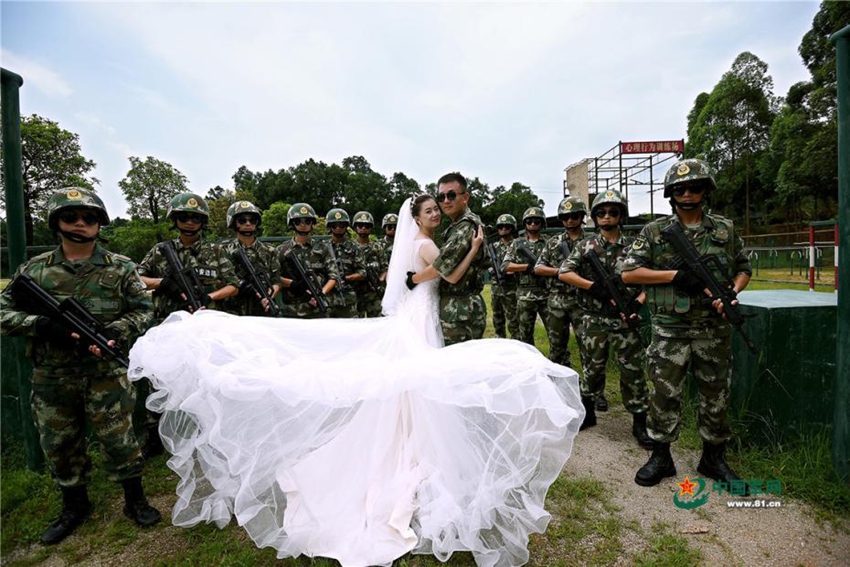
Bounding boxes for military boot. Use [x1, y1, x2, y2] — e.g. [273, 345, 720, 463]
[631, 412, 655, 449]
[122, 477, 162, 527]
[141, 428, 164, 460]
[595, 393, 608, 412]
[697, 442, 747, 494]
[635, 443, 676, 486]
[41, 486, 92, 545]
[580, 397, 596, 430]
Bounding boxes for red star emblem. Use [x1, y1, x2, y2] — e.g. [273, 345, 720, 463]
[678, 476, 697, 497]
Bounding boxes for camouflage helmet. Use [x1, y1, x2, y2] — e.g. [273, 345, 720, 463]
[495, 213, 518, 229]
[47, 187, 110, 229]
[326, 208, 351, 225]
[226, 200, 262, 229]
[382, 213, 398, 228]
[663, 158, 716, 198]
[591, 189, 628, 219]
[558, 196, 588, 218]
[167, 192, 209, 221]
[522, 207, 546, 224]
[353, 211, 374, 226]
[287, 203, 318, 225]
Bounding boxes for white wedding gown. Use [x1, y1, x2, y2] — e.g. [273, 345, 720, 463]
[129, 221, 583, 567]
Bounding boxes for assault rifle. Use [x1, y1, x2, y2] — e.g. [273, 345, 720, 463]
[484, 226, 506, 293]
[325, 242, 348, 305]
[11, 274, 129, 367]
[517, 242, 541, 277]
[284, 250, 330, 317]
[661, 222, 758, 354]
[157, 241, 206, 312]
[234, 247, 280, 317]
[582, 251, 648, 347]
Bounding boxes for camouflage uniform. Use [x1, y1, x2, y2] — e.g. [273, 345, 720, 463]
[561, 231, 649, 415]
[354, 241, 384, 318]
[277, 238, 340, 319]
[502, 235, 549, 347]
[490, 237, 519, 339]
[619, 213, 751, 443]
[329, 239, 365, 318]
[432, 208, 488, 345]
[536, 228, 586, 367]
[0, 244, 151, 487]
[138, 239, 239, 323]
[219, 238, 281, 317]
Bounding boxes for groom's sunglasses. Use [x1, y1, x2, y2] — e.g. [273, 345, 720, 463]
[436, 190, 465, 203]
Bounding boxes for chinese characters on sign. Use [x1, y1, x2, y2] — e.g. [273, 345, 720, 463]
[620, 140, 684, 154]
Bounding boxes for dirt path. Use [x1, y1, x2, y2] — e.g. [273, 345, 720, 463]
[564, 407, 850, 566]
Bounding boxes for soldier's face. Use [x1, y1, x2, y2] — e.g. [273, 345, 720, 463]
[415, 200, 441, 228]
[436, 181, 468, 216]
[58, 207, 100, 239]
[384, 225, 396, 236]
[561, 212, 585, 229]
[329, 222, 348, 235]
[354, 224, 372, 237]
[673, 184, 706, 209]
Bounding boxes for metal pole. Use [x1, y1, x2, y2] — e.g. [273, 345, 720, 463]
[649, 155, 654, 218]
[1, 67, 43, 472]
[809, 224, 816, 292]
[830, 25, 850, 482]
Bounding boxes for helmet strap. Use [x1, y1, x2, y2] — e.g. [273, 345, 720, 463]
[237, 229, 256, 237]
[177, 226, 202, 237]
[599, 224, 619, 233]
[58, 229, 98, 244]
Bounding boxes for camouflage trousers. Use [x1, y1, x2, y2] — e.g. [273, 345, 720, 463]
[357, 291, 383, 318]
[440, 294, 487, 346]
[646, 330, 733, 444]
[31, 366, 143, 487]
[330, 290, 359, 318]
[491, 286, 518, 339]
[281, 300, 328, 319]
[570, 307, 589, 373]
[580, 314, 649, 414]
[546, 296, 575, 368]
[516, 293, 549, 347]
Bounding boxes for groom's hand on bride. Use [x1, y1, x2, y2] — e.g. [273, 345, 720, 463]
[406, 271, 418, 290]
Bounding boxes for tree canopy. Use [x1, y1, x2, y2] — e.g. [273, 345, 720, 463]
[119, 156, 189, 224]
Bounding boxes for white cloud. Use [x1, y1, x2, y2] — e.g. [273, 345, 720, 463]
[0, 49, 74, 97]
[74, 112, 116, 134]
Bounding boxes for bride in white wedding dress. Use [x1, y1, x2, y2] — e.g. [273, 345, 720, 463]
[128, 195, 583, 567]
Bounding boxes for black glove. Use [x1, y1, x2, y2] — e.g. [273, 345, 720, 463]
[200, 293, 212, 307]
[673, 270, 705, 295]
[238, 279, 255, 296]
[35, 316, 74, 342]
[288, 278, 307, 295]
[588, 281, 608, 301]
[626, 298, 644, 319]
[406, 271, 418, 290]
[157, 276, 185, 300]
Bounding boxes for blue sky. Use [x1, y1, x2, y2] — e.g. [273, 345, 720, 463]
[2, 1, 820, 218]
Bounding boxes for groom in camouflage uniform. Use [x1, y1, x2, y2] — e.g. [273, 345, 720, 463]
[432, 172, 488, 345]
[620, 158, 751, 488]
[0, 188, 161, 545]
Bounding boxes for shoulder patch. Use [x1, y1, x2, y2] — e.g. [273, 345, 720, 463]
[632, 236, 646, 250]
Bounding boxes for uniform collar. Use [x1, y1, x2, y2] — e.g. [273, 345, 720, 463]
[173, 237, 204, 252]
[50, 244, 110, 266]
[593, 229, 628, 247]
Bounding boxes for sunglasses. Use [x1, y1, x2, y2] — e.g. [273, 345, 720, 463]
[560, 212, 585, 221]
[525, 219, 543, 226]
[354, 223, 372, 229]
[385, 225, 396, 230]
[436, 190, 465, 203]
[175, 213, 205, 224]
[292, 218, 314, 226]
[497, 225, 513, 230]
[328, 222, 348, 229]
[672, 185, 706, 197]
[595, 208, 621, 219]
[58, 210, 100, 225]
[235, 215, 259, 225]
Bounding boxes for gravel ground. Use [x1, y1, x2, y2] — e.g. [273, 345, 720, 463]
[565, 408, 850, 567]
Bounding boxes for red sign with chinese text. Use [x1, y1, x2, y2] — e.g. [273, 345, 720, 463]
[620, 140, 684, 154]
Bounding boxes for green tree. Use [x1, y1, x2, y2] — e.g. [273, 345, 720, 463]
[1, 114, 98, 244]
[118, 156, 189, 224]
[205, 189, 257, 239]
[261, 202, 292, 237]
[687, 52, 778, 232]
[483, 182, 544, 227]
[101, 218, 171, 263]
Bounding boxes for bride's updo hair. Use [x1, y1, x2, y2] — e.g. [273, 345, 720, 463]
[410, 194, 437, 218]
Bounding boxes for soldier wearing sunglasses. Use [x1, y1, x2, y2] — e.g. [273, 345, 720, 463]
[219, 201, 281, 317]
[352, 211, 384, 318]
[431, 172, 488, 345]
[137, 192, 238, 456]
[620, 158, 751, 489]
[1, 188, 161, 544]
[376, 213, 398, 289]
[490, 214, 519, 339]
[501, 207, 550, 348]
[327, 208, 366, 318]
[559, 190, 652, 449]
[533, 196, 588, 370]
